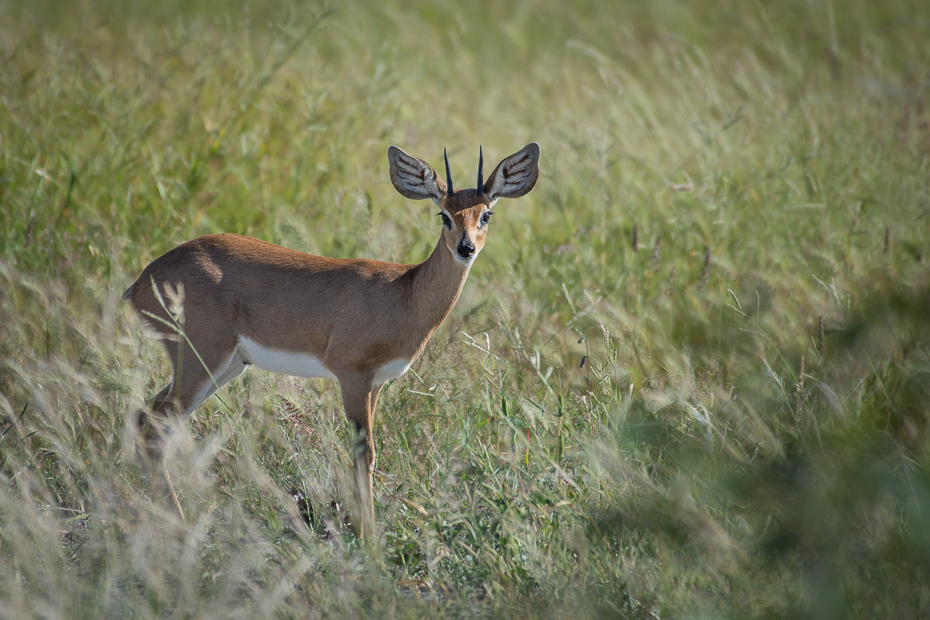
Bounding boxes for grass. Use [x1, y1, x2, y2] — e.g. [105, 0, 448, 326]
[1, 0, 930, 617]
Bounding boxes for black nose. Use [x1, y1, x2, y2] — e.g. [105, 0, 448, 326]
[457, 237, 475, 259]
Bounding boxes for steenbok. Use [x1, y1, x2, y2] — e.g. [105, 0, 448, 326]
[124, 143, 540, 537]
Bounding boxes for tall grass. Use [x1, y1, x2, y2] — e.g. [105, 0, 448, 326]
[1, 0, 929, 617]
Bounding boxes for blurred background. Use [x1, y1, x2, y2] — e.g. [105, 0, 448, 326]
[1, 0, 929, 617]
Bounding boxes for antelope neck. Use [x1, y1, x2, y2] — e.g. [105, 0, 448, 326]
[409, 234, 472, 330]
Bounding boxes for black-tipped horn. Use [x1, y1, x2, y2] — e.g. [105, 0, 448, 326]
[444, 147, 454, 196]
[476, 145, 483, 193]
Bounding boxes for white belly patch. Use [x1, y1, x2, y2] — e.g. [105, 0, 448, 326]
[374, 359, 412, 385]
[238, 336, 337, 380]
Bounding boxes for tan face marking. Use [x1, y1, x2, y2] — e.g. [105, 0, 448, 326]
[438, 189, 495, 265]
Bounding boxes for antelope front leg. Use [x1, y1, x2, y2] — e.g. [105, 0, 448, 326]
[339, 376, 379, 540]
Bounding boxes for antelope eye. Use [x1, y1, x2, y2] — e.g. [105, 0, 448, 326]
[481, 211, 493, 225]
[438, 212, 452, 230]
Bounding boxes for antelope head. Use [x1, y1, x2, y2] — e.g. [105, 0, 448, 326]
[387, 143, 540, 266]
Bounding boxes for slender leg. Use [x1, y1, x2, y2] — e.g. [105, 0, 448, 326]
[365, 383, 384, 529]
[134, 371, 181, 515]
[338, 374, 377, 540]
[134, 383, 174, 468]
[141, 325, 242, 425]
[370, 383, 384, 418]
[139, 337, 242, 520]
[136, 330, 241, 495]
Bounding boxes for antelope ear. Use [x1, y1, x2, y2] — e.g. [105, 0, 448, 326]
[483, 143, 540, 201]
[388, 146, 447, 204]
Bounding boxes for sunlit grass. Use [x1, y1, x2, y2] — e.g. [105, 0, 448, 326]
[1, 0, 929, 617]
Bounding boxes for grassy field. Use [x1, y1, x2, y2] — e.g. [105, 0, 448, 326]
[2, 0, 930, 617]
